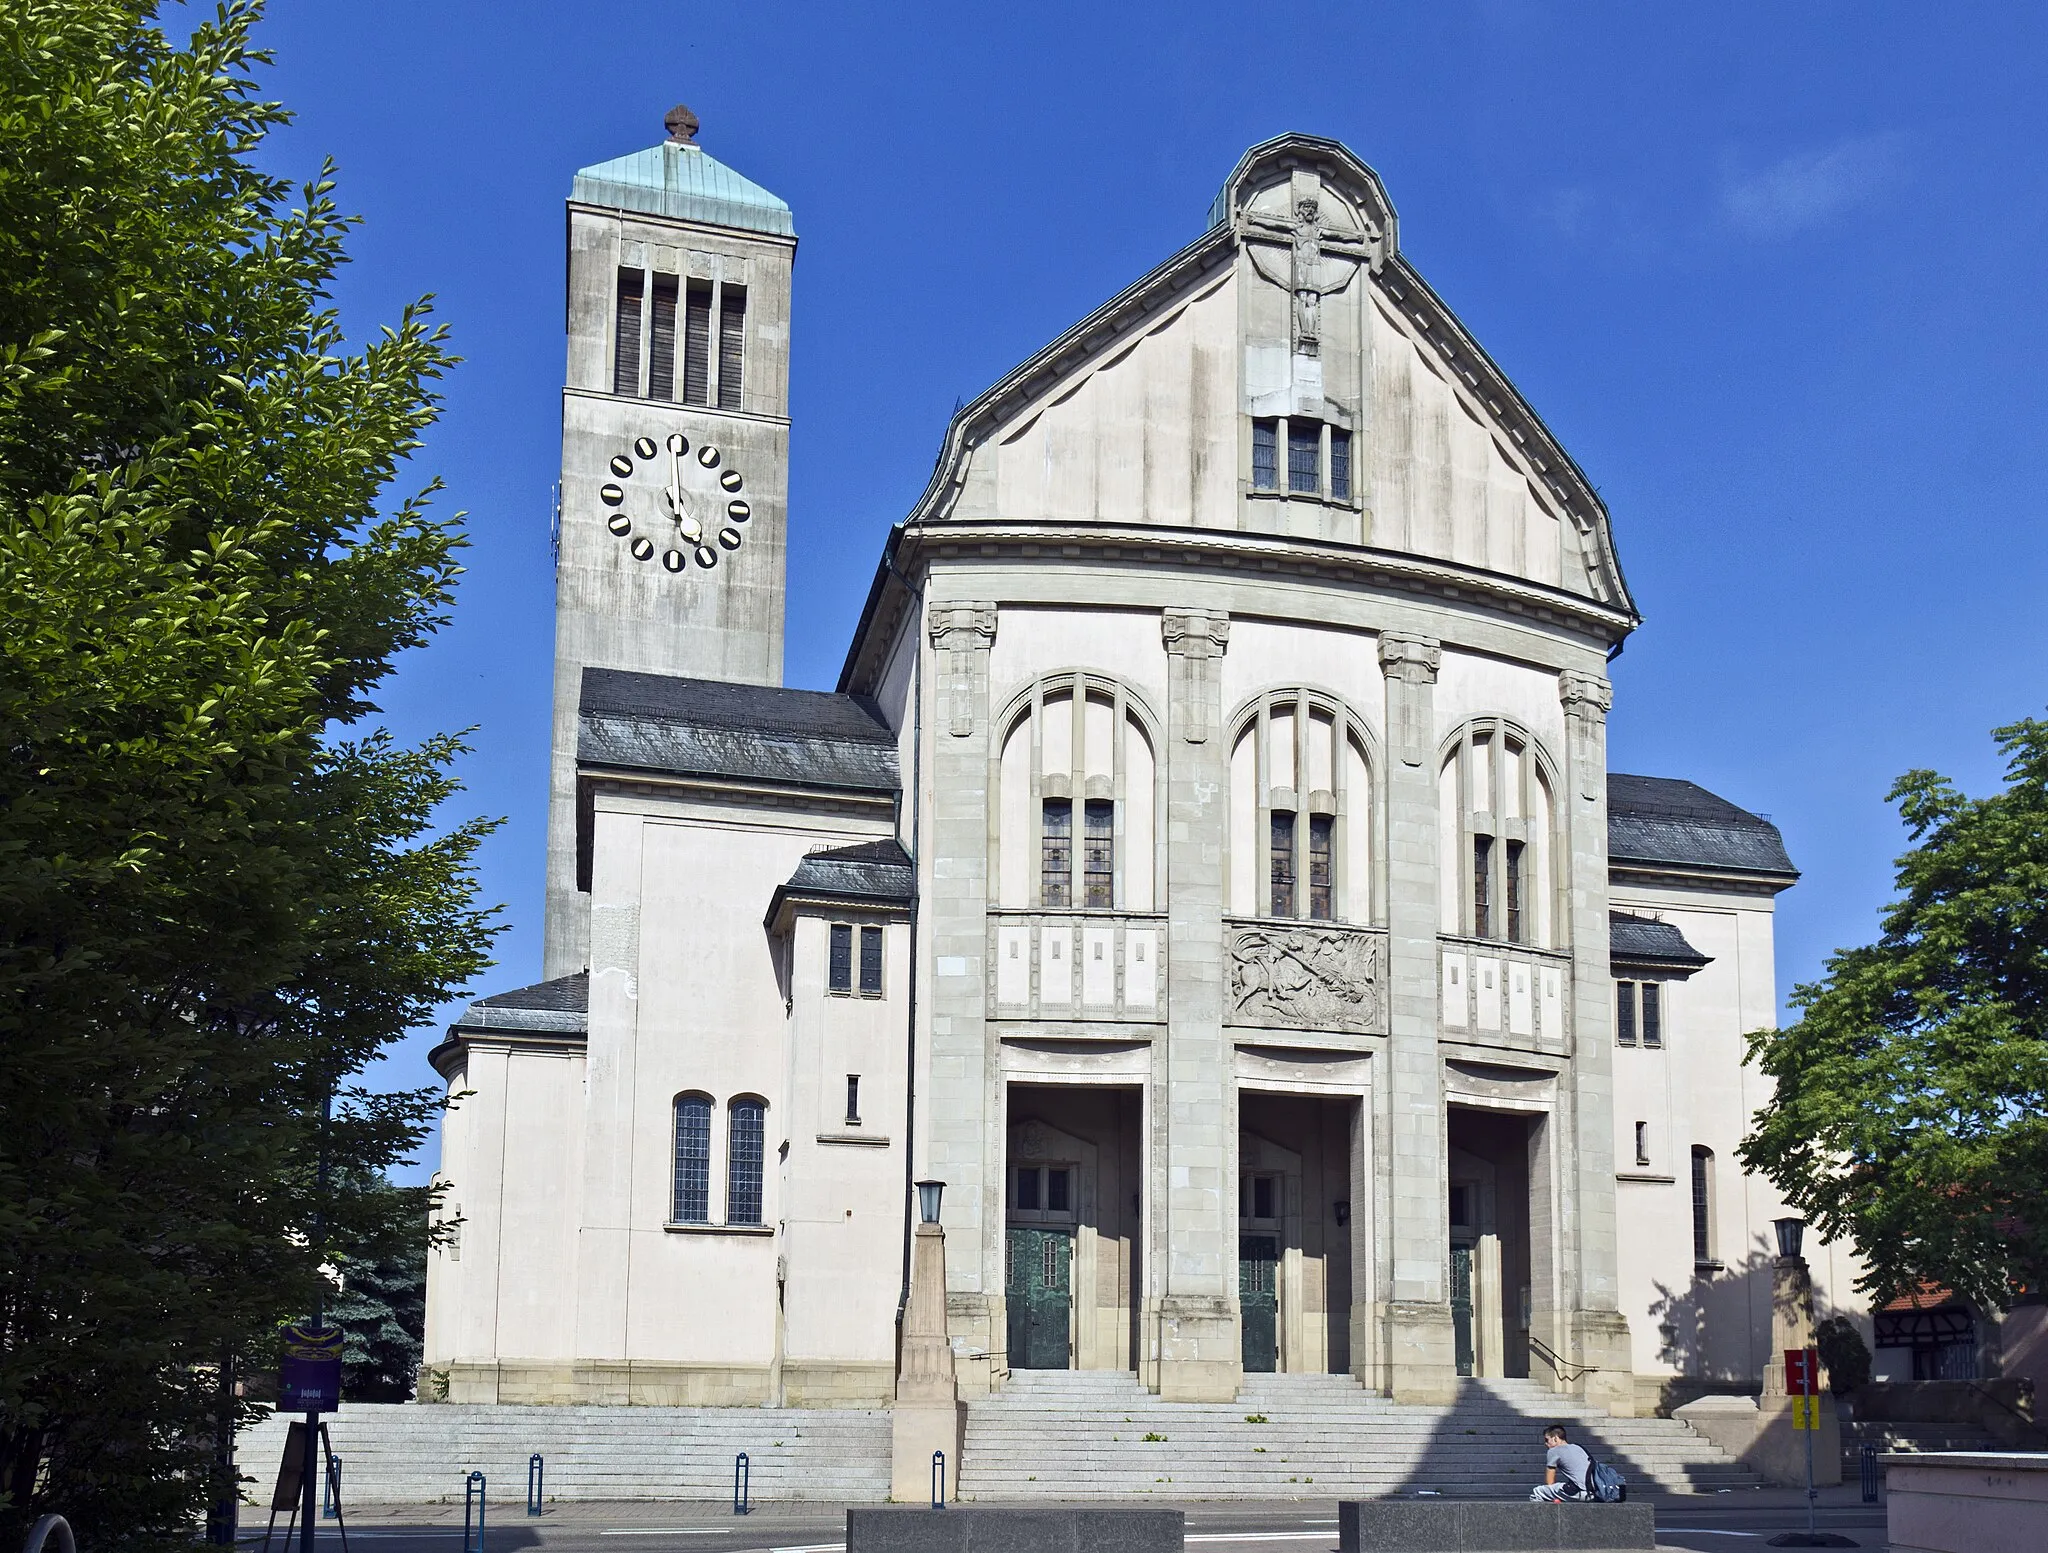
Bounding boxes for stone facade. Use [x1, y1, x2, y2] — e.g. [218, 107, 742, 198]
[423, 127, 1867, 1419]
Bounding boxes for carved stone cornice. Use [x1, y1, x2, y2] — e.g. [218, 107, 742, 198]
[928, 602, 997, 653]
[1378, 632, 1441, 685]
[1161, 609, 1231, 659]
[1559, 669, 1613, 723]
[928, 602, 996, 738]
[1162, 609, 1229, 745]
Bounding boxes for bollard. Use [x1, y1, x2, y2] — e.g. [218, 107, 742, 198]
[732, 1452, 750, 1516]
[1859, 1442, 1879, 1504]
[462, 1471, 486, 1553]
[930, 1450, 946, 1509]
[323, 1455, 342, 1519]
[526, 1455, 544, 1518]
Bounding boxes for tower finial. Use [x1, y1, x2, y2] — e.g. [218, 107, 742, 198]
[664, 104, 700, 145]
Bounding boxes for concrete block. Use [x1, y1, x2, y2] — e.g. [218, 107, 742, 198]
[847, 1508, 1183, 1553]
[1337, 1500, 1655, 1551]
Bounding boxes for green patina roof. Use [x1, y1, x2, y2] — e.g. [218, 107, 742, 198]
[570, 142, 793, 238]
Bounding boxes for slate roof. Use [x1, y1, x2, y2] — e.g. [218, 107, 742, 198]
[1610, 913, 1712, 977]
[767, 838, 914, 925]
[578, 668, 898, 794]
[570, 142, 794, 237]
[1607, 774, 1797, 883]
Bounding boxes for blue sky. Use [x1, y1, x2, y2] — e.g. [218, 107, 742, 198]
[241, 2, 2048, 1179]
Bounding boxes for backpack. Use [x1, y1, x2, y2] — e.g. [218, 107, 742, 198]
[1586, 1458, 1627, 1503]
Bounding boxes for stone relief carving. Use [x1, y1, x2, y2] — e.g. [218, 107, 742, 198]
[1226, 924, 1384, 1032]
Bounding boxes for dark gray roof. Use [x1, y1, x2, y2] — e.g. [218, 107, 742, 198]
[579, 668, 898, 793]
[1608, 774, 1797, 883]
[1610, 913, 1711, 977]
[444, 972, 588, 1042]
[787, 839, 914, 902]
[767, 838, 914, 925]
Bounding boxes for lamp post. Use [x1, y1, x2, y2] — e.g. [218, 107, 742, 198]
[916, 1179, 945, 1226]
[1773, 1216, 1805, 1261]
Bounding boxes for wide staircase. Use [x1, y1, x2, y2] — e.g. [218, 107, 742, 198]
[239, 1403, 891, 1504]
[961, 1371, 1766, 1501]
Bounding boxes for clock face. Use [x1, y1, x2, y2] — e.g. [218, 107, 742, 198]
[597, 432, 751, 574]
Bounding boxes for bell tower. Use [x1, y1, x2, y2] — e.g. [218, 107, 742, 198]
[543, 105, 796, 976]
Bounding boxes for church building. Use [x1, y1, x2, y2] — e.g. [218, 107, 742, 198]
[422, 113, 1862, 1425]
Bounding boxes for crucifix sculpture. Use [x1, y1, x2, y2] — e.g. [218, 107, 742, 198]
[1244, 195, 1373, 358]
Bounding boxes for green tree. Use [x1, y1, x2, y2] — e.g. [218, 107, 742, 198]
[0, 2, 496, 1543]
[328, 1173, 427, 1405]
[1742, 718, 2048, 1313]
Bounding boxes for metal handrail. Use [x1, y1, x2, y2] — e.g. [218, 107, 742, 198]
[1965, 1381, 2048, 1445]
[23, 1517, 75, 1553]
[1527, 1334, 1598, 1385]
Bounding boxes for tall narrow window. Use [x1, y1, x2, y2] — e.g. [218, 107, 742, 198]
[672, 1094, 711, 1223]
[1616, 981, 1637, 1046]
[717, 285, 747, 410]
[844, 1075, 861, 1125]
[1082, 799, 1115, 908]
[1252, 419, 1279, 490]
[858, 924, 884, 995]
[1041, 800, 1073, 907]
[683, 281, 713, 405]
[727, 1099, 765, 1225]
[648, 273, 679, 401]
[1691, 1147, 1715, 1263]
[828, 923, 853, 992]
[1270, 811, 1297, 917]
[1641, 982, 1663, 1048]
[1288, 420, 1320, 492]
[1472, 835, 1494, 939]
[1308, 814, 1334, 920]
[1634, 1121, 1650, 1167]
[1504, 839, 1526, 943]
[613, 268, 644, 396]
[1330, 427, 1352, 500]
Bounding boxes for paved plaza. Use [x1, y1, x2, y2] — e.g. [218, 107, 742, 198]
[258, 1487, 1887, 1553]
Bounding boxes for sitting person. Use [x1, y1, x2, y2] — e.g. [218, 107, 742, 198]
[1530, 1423, 1591, 1502]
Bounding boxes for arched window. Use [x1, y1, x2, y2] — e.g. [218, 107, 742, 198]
[1437, 721, 1558, 946]
[1228, 692, 1374, 923]
[672, 1093, 712, 1224]
[727, 1098, 766, 1226]
[1690, 1146, 1716, 1265]
[994, 676, 1158, 911]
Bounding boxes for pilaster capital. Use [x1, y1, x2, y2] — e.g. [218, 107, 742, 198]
[1377, 632, 1441, 685]
[928, 602, 997, 654]
[1559, 669, 1613, 722]
[1161, 608, 1230, 659]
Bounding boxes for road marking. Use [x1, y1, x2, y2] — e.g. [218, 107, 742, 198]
[1185, 1535, 1334, 1544]
[1656, 1533, 1763, 1539]
[601, 1533, 746, 1538]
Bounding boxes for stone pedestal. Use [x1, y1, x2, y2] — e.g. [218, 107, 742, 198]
[891, 1223, 964, 1503]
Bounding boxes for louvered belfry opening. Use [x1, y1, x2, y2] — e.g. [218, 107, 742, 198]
[718, 285, 747, 410]
[647, 273, 679, 401]
[612, 267, 644, 396]
[683, 280, 713, 405]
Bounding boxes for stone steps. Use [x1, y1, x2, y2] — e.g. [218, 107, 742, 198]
[960, 1372, 1765, 1500]
[237, 1404, 891, 1504]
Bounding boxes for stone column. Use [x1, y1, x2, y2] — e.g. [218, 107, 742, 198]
[1378, 632, 1457, 1404]
[1558, 668, 1635, 1415]
[891, 1221, 964, 1502]
[1156, 608, 1240, 1402]
[924, 602, 1001, 1393]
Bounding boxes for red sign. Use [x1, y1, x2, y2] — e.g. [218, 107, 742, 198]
[1783, 1347, 1819, 1396]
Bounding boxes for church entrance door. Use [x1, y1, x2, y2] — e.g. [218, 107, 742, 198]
[1240, 1234, 1280, 1373]
[1450, 1241, 1476, 1377]
[1006, 1226, 1073, 1370]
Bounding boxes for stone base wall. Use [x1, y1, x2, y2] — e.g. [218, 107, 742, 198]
[429, 1359, 893, 1408]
